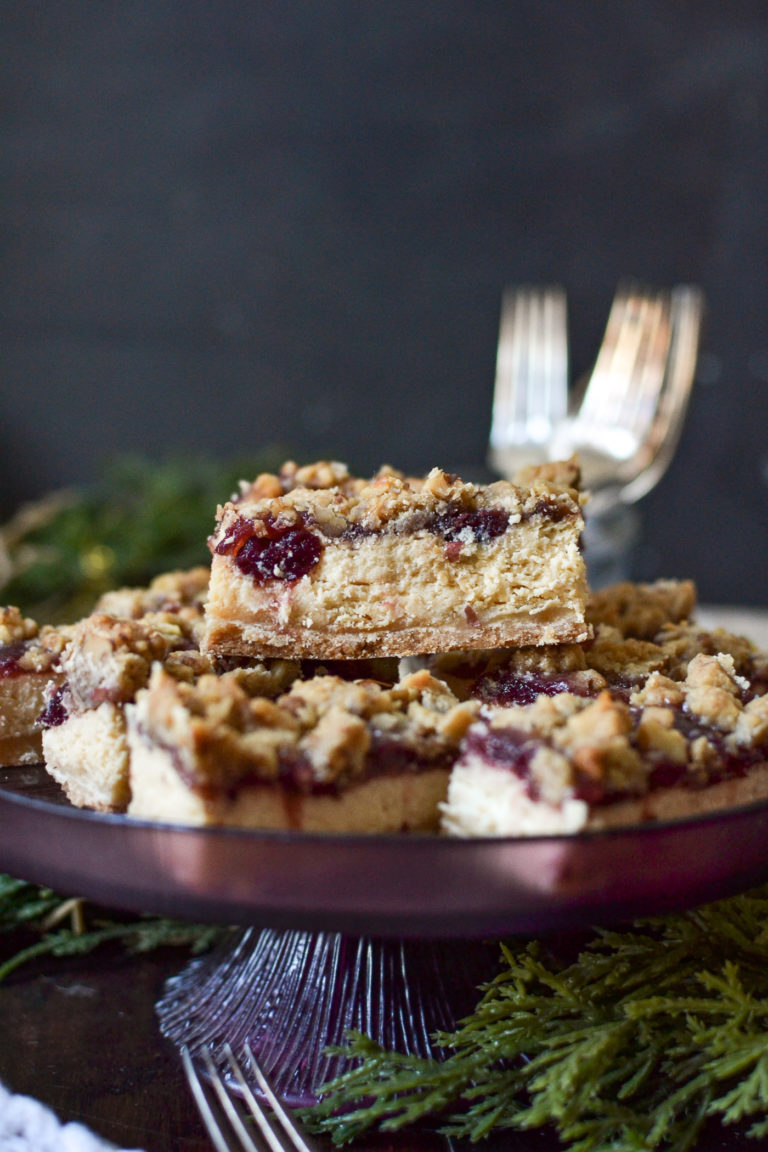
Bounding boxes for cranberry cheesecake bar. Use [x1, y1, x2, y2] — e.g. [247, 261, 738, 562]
[203, 459, 589, 661]
[441, 650, 768, 837]
[0, 607, 70, 765]
[41, 609, 210, 811]
[126, 667, 478, 831]
[39, 567, 221, 810]
[41, 596, 302, 812]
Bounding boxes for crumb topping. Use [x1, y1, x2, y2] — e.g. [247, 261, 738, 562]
[211, 460, 584, 552]
[94, 566, 209, 620]
[586, 579, 697, 639]
[466, 643, 768, 810]
[60, 610, 206, 709]
[0, 607, 38, 646]
[134, 666, 479, 792]
[0, 607, 72, 674]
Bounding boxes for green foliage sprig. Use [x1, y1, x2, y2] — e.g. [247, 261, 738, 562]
[308, 886, 768, 1151]
[0, 874, 225, 984]
[0, 450, 286, 623]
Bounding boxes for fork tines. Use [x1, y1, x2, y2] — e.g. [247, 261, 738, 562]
[489, 279, 703, 512]
[488, 284, 569, 474]
[182, 1043, 318, 1152]
[618, 283, 705, 505]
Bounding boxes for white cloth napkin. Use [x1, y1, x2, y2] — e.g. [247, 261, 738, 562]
[0, 1081, 146, 1152]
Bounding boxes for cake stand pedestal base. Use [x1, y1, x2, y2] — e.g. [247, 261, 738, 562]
[157, 926, 497, 1106]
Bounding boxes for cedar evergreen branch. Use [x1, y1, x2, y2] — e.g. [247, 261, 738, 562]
[0, 874, 226, 983]
[307, 886, 768, 1151]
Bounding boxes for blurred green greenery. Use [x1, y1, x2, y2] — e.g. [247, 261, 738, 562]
[0, 450, 288, 622]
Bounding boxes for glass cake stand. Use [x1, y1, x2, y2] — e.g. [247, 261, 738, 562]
[3, 762, 768, 1106]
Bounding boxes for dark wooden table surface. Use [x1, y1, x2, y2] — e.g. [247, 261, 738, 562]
[0, 933, 454, 1151]
[0, 924, 762, 1152]
[0, 939, 214, 1151]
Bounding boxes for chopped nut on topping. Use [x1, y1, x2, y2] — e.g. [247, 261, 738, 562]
[689, 734, 719, 772]
[726, 693, 768, 752]
[435, 699, 479, 742]
[631, 672, 686, 709]
[162, 649, 217, 684]
[240, 473, 284, 501]
[0, 607, 39, 646]
[284, 460, 353, 491]
[302, 708, 370, 783]
[420, 467, 475, 503]
[683, 653, 747, 732]
[557, 691, 632, 750]
[353, 474, 421, 530]
[530, 745, 573, 805]
[586, 579, 697, 640]
[635, 712, 688, 765]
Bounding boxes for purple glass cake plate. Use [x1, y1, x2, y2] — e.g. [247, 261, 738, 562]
[2, 763, 768, 937]
[4, 762, 768, 1109]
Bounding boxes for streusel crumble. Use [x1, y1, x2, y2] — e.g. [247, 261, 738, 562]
[127, 667, 478, 831]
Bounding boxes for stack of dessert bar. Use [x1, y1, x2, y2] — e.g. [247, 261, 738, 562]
[2, 459, 768, 837]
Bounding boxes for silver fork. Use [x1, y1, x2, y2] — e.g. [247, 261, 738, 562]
[487, 284, 569, 475]
[548, 284, 672, 487]
[547, 283, 704, 509]
[616, 284, 705, 506]
[181, 1043, 319, 1152]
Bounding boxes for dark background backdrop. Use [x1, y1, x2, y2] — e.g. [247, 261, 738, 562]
[2, 2, 767, 604]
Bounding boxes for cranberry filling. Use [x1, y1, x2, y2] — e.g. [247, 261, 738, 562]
[433, 508, 510, 544]
[0, 642, 28, 679]
[215, 515, 323, 583]
[521, 496, 576, 523]
[463, 724, 536, 777]
[472, 670, 598, 707]
[648, 762, 690, 790]
[39, 687, 68, 728]
[572, 776, 608, 805]
[340, 507, 512, 546]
